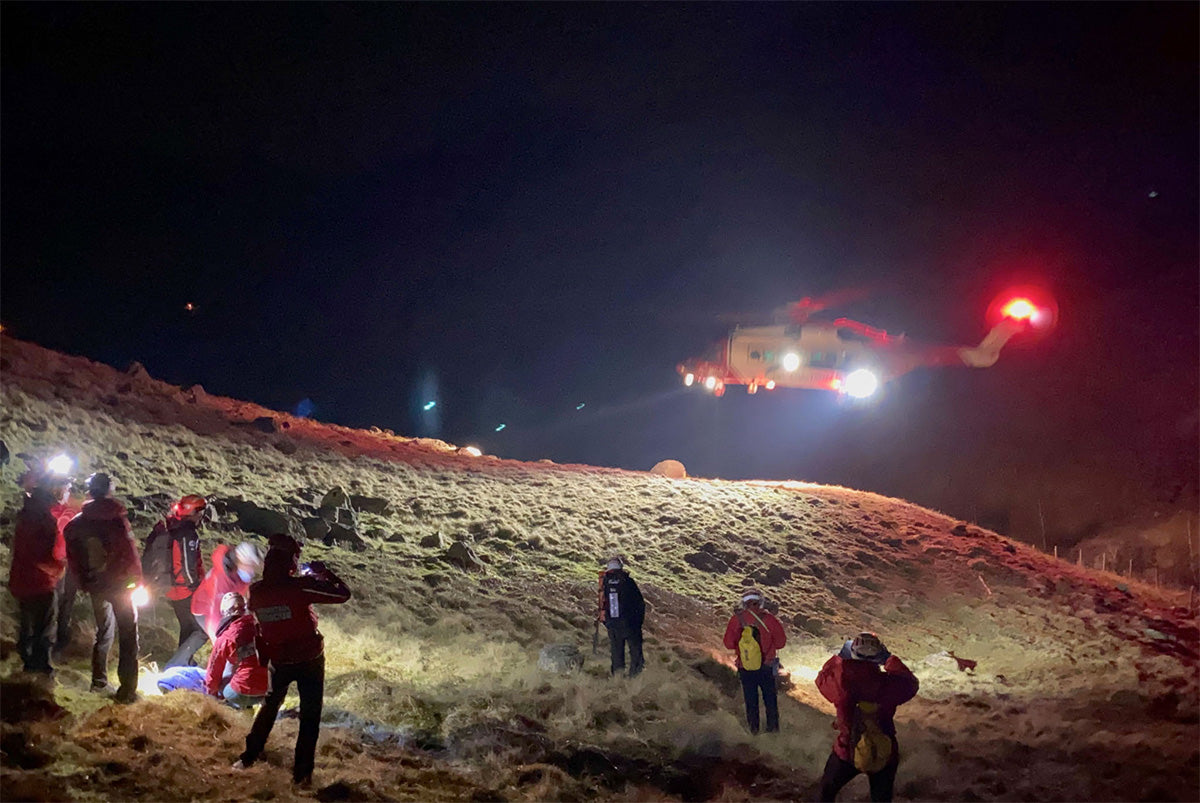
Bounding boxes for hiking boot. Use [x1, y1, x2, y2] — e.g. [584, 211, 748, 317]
[231, 759, 248, 771]
[90, 681, 117, 696]
[293, 774, 312, 790]
[113, 688, 139, 705]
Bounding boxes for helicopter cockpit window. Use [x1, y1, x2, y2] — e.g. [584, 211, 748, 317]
[749, 350, 762, 360]
[764, 350, 775, 363]
[837, 327, 873, 344]
[809, 351, 840, 368]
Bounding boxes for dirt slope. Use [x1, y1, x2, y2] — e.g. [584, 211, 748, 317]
[1, 336, 1196, 802]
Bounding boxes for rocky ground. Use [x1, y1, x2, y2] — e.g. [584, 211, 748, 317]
[1, 336, 1196, 802]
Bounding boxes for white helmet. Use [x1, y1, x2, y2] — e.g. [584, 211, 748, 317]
[235, 542, 263, 572]
[220, 592, 246, 617]
[850, 632, 885, 661]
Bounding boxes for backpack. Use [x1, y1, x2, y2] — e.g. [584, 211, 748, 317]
[851, 701, 893, 773]
[737, 610, 768, 671]
[142, 523, 175, 590]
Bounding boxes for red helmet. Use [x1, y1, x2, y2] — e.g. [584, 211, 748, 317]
[171, 495, 208, 518]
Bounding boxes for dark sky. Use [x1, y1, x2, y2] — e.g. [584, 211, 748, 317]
[3, 4, 1197, 540]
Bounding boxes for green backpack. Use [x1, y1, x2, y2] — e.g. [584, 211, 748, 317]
[851, 701, 893, 773]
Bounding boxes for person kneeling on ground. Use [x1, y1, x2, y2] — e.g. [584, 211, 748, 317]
[815, 632, 919, 802]
[234, 534, 350, 787]
[205, 592, 267, 709]
[722, 588, 787, 734]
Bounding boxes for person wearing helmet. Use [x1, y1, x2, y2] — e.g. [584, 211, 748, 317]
[234, 533, 351, 787]
[722, 589, 788, 734]
[205, 592, 268, 708]
[8, 469, 70, 674]
[815, 632, 920, 802]
[190, 541, 263, 647]
[62, 472, 142, 703]
[155, 495, 208, 668]
[597, 556, 645, 677]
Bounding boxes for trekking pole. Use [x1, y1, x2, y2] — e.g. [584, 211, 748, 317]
[592, 620, 600, 655]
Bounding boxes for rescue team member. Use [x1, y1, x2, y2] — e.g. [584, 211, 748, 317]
[8, 469, 69, 675]
[815, 632, 920, 802]
[63, 473, 142, 703]
[205, 592, 268, 708]
[150, 495, 207, 668]
[235, 534, 351, 787]
[722, 588, 787, 734]
[174, 541, 263, 666]
[599, 556, 645, 677]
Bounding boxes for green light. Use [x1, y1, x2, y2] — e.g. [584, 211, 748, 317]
[423, 401, 437, 411]
[495, 423, 506, 432]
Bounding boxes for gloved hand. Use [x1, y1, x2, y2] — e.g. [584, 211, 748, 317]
[838, 640, 854, 660]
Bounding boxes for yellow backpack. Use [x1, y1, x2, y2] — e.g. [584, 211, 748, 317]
[736, 611, 767, 671]
[851, 701, 893, 773]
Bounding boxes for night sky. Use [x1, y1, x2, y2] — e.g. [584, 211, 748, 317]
[3, 4, 1196, 542]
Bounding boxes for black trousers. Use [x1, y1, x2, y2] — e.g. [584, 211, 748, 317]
[605, 619, 644, 677]
[165, 597, 207, 668]
[818, 747, 899, 802]
[18, 591, 57, 673]
[241, 654, 325, 783]
[738, 665, 779, 733]
[91, 592, 139, 694]
[55, 571, 78, 650]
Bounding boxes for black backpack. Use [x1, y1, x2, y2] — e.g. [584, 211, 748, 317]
[142, 523, 175, 590]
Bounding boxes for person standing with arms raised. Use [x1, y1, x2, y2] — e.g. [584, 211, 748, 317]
[234, 534, 350, 788]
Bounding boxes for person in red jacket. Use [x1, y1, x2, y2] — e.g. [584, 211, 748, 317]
[234, 533, 350, 787]
[722, 588, 788, 734]
[8, 471, 69, 675]
[63, 473, 142, 702]
[180, 540, 262, 663]
[152, 496, 207, 667]
[815, 632, 920, 802]
[205, 592, 268, 708]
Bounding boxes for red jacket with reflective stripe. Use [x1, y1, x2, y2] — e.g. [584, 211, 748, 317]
[815, 654, 920, 761]
[205, 613, 268, 697]
[722, 607, 787, 669]
[249, 568, 350, 665]
[8, 491, 67, 599]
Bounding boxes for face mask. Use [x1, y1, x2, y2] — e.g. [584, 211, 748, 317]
[237, 569, 254, 582]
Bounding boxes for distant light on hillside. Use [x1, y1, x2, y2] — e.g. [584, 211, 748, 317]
[462, 446, 483, 457]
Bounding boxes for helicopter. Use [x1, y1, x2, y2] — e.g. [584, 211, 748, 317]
[677, 289, 1057, 399]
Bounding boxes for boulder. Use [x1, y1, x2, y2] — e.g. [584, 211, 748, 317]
[251, 416, 278, 434]
[221, 499, 291, 537]
[301, 517, 331, 541]
[419, 531, 448, 550]
[349, 494, 389, 515]
[650, 459, 687, 479]
[320, 487, 349, 509]
[324, 523, 365, 550]
[444, 541, 486, 572]
[538, 643, 584, 673]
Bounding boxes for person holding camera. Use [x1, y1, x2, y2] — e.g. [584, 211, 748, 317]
[234, 533, 350, 788]
[815, 631, 919, 802]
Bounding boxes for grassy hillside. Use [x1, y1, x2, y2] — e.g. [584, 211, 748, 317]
[1, 336, 1196, 802]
